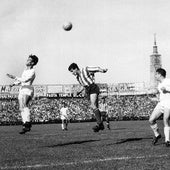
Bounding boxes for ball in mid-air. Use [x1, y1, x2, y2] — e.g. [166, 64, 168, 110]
[63, 22, 72, 31]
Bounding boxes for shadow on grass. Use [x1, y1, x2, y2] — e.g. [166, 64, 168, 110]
[154, 138, 165, 146]
[115, 137, 152, 144]
[44, 139, 100, 147]
[111, 128, 126, 131]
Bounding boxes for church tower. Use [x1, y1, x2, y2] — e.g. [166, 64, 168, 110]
[150, 34, 162, 87]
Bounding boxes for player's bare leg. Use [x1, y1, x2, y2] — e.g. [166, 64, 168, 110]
[65, 119, 68, 130]
[61, 120, 65, 130]
[106, 115, 110, 130]
[163, 108, 170, 147]
[90, 94, 104, 132]
[149, 104, 162, 145]
[19, 94, 32, 134]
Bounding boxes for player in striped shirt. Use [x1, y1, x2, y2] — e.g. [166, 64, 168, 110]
[7, 54, 38, 134]
[100, 97, 110, 130]
[68, 63, 108, 132]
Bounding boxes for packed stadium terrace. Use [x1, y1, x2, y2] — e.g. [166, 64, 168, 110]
[0, 94, 157, 125]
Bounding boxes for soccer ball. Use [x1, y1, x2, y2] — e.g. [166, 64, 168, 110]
[63, 22, 72, 31]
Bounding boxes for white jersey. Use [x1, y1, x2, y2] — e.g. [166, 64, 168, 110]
[14, 68, 35, 86]
[14, 68, 35, 96]
[60, 107, 69, 120]
[158, 78, 170, 108]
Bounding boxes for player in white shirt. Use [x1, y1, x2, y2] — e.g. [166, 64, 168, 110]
[60, 103, 69, 130]
[149, 68, 170, 147]
[7, 54, 39, 134]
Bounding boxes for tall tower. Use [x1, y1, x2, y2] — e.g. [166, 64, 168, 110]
[150, 34, 162, 87]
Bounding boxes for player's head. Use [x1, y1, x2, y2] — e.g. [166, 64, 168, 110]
[68, 63, 79, 76]
[101, 97, 106, 103]
[62, 102, 67, 107]
[27, 54, 39, 67]
[156, 68, 166, 79]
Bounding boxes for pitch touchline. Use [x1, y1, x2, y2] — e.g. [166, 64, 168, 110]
[0, 154, 168, 169]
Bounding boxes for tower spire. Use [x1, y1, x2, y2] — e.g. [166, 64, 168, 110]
[153, 33, 158, 54]
[150, 33, 162, 88]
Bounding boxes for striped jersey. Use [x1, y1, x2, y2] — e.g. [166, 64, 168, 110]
[76, 67, 99, 86]
[100, 103, 108, 112]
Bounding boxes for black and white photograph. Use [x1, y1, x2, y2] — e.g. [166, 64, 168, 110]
[0, 0, 170, 169]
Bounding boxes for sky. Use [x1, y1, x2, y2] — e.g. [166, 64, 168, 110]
[0, 0, 170, 86]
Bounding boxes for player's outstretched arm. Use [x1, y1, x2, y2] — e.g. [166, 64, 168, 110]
[161, 87, 170, 94]
[76, 87, 85, 96]
[101, 68, 108, 73]
[86, 67, 108, 73]
[147, 93, 159, 102]
[9, 84, 15, 88]
[6, 73, 21, 86]
[6, 73, 16, 79]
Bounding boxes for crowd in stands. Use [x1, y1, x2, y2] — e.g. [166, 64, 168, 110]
[107, 94, 156, 120]
[0, 94, 157, 124]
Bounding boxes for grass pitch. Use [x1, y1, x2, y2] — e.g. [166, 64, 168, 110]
[0, 120, 170, 170]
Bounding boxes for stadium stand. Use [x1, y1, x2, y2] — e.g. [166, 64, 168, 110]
[0, 93, 157, 125]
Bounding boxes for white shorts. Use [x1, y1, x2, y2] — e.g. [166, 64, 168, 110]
[61, 116, 68, 120]
[155, 103, 165, 114]
[159, 101, 170, 109]
[18, 86, 34, 99]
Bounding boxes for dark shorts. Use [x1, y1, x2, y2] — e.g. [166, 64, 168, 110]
[85, 83, 100, 99]
[101, 111, 109, 122]
[101, 111, 107, 117]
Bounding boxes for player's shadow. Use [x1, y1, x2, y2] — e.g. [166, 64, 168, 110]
[45, 139, 100, 147]
[153, 138, 165, 146]
[115, 137, 152, 144]
[111, 128, 126, 131]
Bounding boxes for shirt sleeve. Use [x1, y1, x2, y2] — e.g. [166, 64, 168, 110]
[13, 80, 21, 85]
[165, 80, 170, 91]
[86, 66, 101, 73]
[15, 70, 35, 83]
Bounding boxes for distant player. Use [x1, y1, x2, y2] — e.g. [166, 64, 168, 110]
[100, 97, 110, 130]
[60, 102, 69, 131]
[7, 54, 39, 134]
[149, 68, 170, 146]
[68, 63, 108, 132]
